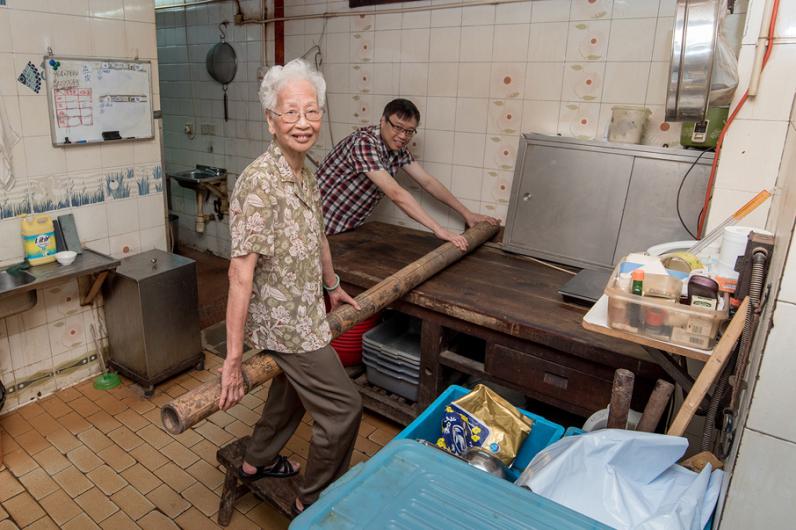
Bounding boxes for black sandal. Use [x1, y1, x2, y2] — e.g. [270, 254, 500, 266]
[238, 455, 299, 480]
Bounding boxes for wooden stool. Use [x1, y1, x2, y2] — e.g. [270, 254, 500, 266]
[216, 436, 300, 526]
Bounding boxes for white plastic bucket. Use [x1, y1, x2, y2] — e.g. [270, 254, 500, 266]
[582, 406, 642, 431]
[719, 226, 773, 269]
[608, 106, 651, 144]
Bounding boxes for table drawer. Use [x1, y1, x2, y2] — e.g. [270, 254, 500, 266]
[485, 344, 613, 413]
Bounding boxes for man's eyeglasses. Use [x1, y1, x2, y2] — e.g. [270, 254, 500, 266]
[385, 116, 417, 137]
[269, 108, 324, 123]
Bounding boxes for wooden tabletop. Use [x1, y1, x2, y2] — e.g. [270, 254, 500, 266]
[328, 222, 652, 367]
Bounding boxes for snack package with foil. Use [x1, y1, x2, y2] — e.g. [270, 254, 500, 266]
[436, 384, 532, 465]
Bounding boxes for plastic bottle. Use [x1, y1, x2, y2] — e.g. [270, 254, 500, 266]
[21, 214, 57, 265]
[631, 270, 644, 296]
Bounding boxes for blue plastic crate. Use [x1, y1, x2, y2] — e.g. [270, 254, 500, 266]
[290, 439, 609, 530]
[394, 385, 565, 481]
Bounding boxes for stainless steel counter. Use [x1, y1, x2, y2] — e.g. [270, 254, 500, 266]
[0, 250, 119, 300]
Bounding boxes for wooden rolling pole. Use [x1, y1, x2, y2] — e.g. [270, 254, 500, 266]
[636, 379, 675, 433]
[606, 368, 635, 429]
[161, 222, 499, 434]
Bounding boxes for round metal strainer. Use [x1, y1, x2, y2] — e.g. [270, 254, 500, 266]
[206, 22, 237, 121]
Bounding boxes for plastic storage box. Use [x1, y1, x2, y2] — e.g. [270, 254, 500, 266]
[394, 385, 565, 481]
[361, 316, 421, 400]
[290, 439, 609, 530]
[605, 267, 728, 350]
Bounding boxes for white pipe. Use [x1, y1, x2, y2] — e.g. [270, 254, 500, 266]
[748, 0, 775, 96]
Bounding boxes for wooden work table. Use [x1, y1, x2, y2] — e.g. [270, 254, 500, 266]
[328, 222, 667, 425]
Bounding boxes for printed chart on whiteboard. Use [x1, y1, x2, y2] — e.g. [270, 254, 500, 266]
[45, 57, 154, 146]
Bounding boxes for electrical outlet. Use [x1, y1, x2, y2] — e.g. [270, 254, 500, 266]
[200, 123, 215, 135]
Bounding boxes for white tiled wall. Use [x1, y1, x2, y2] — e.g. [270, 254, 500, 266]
[0, 0, 165, 412]
[157, 0, 695, 253]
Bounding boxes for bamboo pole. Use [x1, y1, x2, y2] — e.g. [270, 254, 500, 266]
[161, 222, 499, 434]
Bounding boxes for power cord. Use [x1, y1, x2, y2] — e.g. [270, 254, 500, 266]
[676, 148, 713, 239]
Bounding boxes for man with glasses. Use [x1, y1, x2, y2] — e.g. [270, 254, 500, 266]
[316, 99, 498, 251]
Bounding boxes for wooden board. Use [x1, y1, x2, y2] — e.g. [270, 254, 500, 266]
[328, 222, 650, 364]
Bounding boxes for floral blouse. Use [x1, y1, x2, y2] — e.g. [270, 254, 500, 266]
[229, 143, 331, 353]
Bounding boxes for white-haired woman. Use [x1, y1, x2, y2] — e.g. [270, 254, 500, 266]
[218, 58, 362, 516]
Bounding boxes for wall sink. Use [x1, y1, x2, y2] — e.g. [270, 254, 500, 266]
[169, 165, 229, 233]
[0, 268, 37, 319]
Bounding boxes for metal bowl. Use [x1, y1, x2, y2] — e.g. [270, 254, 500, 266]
[463, 447, 510, 479]
[666, 0, 721, 121]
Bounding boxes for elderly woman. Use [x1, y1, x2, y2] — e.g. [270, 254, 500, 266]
[218, 58, 362, 516]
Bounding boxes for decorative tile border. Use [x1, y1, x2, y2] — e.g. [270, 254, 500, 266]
[105, 167, 135, 200]
[70, 172, 106, 207]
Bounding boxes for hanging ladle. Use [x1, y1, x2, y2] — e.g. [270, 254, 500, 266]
[206, 21, 237, 122]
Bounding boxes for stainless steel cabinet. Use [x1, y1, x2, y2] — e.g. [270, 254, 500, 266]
[504, 134, 713, 270]
[104, 249, 203, 395]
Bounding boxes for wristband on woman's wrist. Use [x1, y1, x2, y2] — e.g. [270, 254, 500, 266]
[323, 273, 340, 291]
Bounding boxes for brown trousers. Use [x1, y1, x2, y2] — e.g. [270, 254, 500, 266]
[245, 344, 362, 505]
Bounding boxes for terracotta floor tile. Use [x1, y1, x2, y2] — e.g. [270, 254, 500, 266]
[238, 394, 263, 411]
[39, 489, 81, 526]
[367, 428, 394, 447]
[178, 377, 203, 391]
[186, 459, 225, 491]
[110, 486, 154, 521]
[232, 492, 259, 514]
[77, 429, 113, 453]
[52, 465, 93, 498]
[225, 510, 262, 530]
[69, 398, 101, 419]
[357, 421, 377, 438]
[362, 413, 401, 436]
[129, 444, 168, 473]
[207, 411, 236, 429]
[163, 384, 188, 399]
[22, 515, 59, 530]
[3, 492, 45, 527]
[0, 503, 6, 519]
[181, 482, 219, 517]
[107, 426, 145, 452]
[121, 397, 156, 415]
[294, 422, 313, 443]
[74, 487, 119, 523]
[245, 502, 289, 530]
[94, 396, 127, 417]
[149, 393, 172, 408]
[113, 410, 149, 432]
[350, 449, 369, 467]
[159, 441, 199, 469]
[137, 510, 179, 530]
[13, 429, 50, 456]
[61, 513, 100, 530]
[354, 436, 380, 457]
[28, 412, 66, 437]
[57, 412, 92, 436]
[141, 408, 162, 425]
[86, 465, 127, 495]
[119, 464, 161, 496]
[195, 422, 234, 447]
[190, 440, 221, 466]
[85, 411, 122, 434]
[55, 388, 82, 403]
[66, 445, 104, 473]
[39, 397, 72, 419]
[285, 436, 310, 459]
[31, 447, 70, 475]
[0, 519, 17, 530]
[157, 462, 195, 493]
[227, 406, 260, 427]
[224, 421, 251, 439]
[98, 510, 140, 530]
[171, 427, 203, 448]
[145, 484, 190, 519]
[97, 443, 137, 473]
[136, 424, 174, 450]
[0, 430, 20, 453]
[3, 450, 39, 478]
[0, 414, 34, 438]
[175, 506, 222, 530]
[17, 469, 59, 500]
[17, 403, 45, 421]
[45, 428, 82, 454]
[0, 471, 25, 502]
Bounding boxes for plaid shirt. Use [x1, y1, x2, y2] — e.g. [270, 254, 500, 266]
[317, 125, 414, 235]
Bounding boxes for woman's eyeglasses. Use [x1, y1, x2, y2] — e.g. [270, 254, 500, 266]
[269, 108, 324, 123]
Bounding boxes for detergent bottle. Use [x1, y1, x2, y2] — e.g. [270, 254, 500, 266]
[21, 214, 57, 265]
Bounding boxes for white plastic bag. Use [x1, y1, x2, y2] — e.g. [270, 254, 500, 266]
[515, 430, 723, 530]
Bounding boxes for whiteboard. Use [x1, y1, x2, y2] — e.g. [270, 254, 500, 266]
[44, 57, 154, 146]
